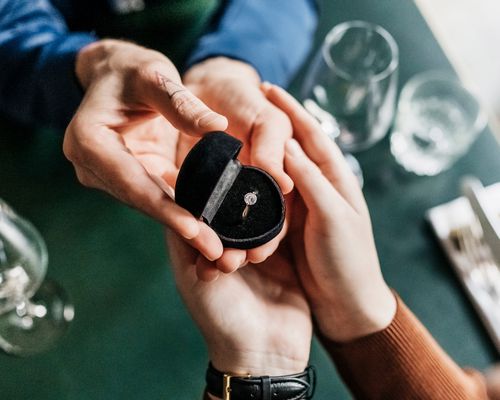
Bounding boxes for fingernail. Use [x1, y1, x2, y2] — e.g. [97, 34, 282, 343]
[282, 174, 294, 194]
[205, 249, 221, 262]
[286, 139, 302, 156]
[180, 220, 200, 240]
[199, 112, 227, 129]
[238, 254, 247, 268]
[260, 81, 272, 92]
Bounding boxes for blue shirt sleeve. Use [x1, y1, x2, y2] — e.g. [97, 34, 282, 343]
[185, 0, 318, 87]
[0, 0, 97, 128]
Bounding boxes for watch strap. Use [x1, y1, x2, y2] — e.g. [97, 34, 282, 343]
[205, 363, 316, 400]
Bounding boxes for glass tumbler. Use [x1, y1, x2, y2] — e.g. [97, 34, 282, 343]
[301, 20, 399, 152]
[390, 71, 487, 176]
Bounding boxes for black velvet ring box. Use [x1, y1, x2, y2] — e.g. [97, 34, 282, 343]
[175, 132, 285, 249]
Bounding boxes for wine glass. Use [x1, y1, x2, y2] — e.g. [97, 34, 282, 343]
[301, 21, 399, 184]
[0, 199, 74, 356]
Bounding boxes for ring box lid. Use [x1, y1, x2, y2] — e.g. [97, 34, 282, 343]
[175, 132, 243, 221]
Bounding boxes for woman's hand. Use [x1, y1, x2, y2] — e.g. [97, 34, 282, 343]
[166, 229, 312, 377]
[263, 84, 396, 342]
[181, 57, 295, 274]
[63, 39, 228, 262]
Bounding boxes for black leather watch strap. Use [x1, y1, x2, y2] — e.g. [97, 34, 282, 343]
[205, 363, 316, 400]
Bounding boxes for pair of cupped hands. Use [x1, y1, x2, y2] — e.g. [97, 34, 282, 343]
[65, 40, 396, 381]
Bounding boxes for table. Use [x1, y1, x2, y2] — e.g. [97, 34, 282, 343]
[1, 1, 499, 399]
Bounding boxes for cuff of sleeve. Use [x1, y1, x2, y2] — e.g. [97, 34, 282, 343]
[317, 293, 487, 399]
[40, 32, 97, 129]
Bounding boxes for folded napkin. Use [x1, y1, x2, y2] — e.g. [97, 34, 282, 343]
[427, 183, 500, 354]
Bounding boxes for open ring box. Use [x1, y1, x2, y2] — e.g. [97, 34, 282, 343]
[175, 132, 285, 249]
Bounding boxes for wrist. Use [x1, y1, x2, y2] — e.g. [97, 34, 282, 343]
[209, 350, 307, 377]
[75, 39, 123, 89]
[313, 282, 397, 342]
[184, 57, 260, 86]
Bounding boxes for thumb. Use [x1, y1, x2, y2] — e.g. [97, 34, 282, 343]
[143, 70, 228, 136]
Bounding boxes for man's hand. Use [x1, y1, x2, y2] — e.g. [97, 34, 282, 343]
[263, 84, 397, 343]
[64, 40, 228, 261]
[167, 230, 312, 378]
[182, 57, 294, 275]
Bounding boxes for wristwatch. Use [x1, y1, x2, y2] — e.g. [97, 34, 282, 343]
[205, 363, 316, 400]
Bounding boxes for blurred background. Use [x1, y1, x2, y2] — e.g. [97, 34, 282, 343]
[0, 0, 499, 399]
[416, 0, 500, 139]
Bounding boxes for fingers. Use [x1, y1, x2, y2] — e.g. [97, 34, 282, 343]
[215, 249, 247, 273]
[247, 237, 280, 265]
[250, 106, 294, 194]
[209, 236, 282, 275]
[285, 139, 347, 217]
[245, 238, 278, 266]
[212, 240, 280, 274]
[64, 123, 227, 261]
[185, 222, 224, 262]
[246, 203, 290, 263]
[214, 202, 290, 273]
[262, 83, 365, 211]
[166, 230, 220, 284]
[165, 229, 198, 278]
[142, 69, 228, 136]
[196, 254, 221, 282]
[196, 215, 289, 276]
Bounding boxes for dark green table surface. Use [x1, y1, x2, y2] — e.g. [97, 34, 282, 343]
[1, 1, 500, 399]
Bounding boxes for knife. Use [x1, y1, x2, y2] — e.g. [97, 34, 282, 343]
[461, 176, 500, 266]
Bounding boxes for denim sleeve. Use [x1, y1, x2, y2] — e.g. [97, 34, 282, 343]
[185, 0, 318, 87]
[0, 0, 97, 129]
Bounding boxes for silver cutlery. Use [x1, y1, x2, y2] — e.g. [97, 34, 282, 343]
[461, 176, 500, 266]
[451, 222, 500, 303]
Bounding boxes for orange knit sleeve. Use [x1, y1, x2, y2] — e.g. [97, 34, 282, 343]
[318, 294, 488, 400]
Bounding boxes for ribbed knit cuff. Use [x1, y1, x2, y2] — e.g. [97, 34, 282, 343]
[317, 294, 487, 400]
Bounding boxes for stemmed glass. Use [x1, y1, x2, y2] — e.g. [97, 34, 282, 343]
[0, 199, 73, 356]
[301, 20, 399, 184]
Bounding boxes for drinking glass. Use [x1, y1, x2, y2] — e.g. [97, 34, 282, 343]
[390, 71, 487, 176]
[0, 199, 74, 356]
[301, 20, 399, 153]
